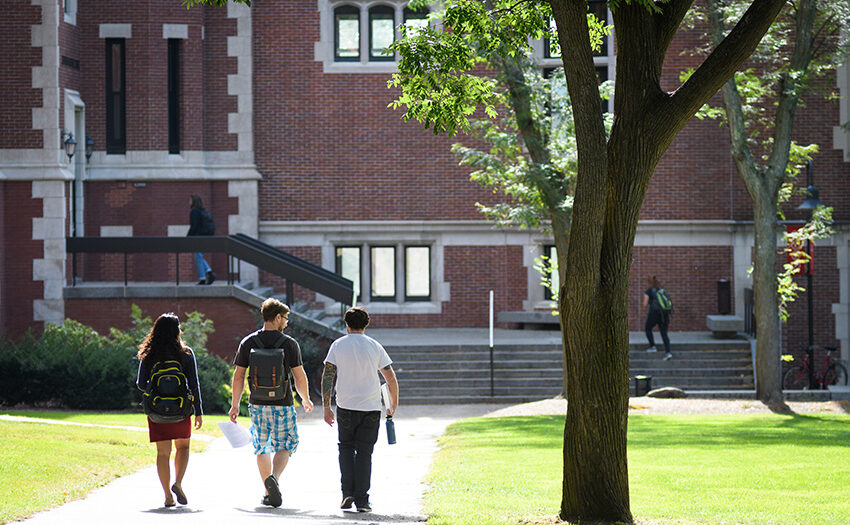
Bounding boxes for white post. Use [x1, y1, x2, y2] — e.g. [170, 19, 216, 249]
[489, 289, 494, 397]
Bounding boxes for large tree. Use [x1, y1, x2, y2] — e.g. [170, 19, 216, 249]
[391, 1, 785, 522]
[691, 0, 848, 408]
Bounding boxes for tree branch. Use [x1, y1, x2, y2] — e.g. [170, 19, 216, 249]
[666, 0, 786, 130]
[655, 0, 696, 54]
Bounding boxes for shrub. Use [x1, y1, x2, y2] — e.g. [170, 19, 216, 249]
[0, 306, 236, 413]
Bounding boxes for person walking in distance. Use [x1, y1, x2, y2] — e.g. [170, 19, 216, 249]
[643, 275, 673, 360]
[322, 307, 399, 513]
[136, 313, 203, 508]
[188, 194, 216, 285]
[229, 298, 314, 508]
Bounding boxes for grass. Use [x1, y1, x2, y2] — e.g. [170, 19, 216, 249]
[425, 414, 850, 525]
[3, 410, 233, 438]
[0, 410, 232, 523]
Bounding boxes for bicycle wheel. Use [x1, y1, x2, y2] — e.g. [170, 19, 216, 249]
[782, 365, 808, 390]
[823, 363, 849, 387]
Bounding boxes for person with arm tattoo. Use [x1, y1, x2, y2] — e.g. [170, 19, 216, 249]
[322, 307, 398, 513]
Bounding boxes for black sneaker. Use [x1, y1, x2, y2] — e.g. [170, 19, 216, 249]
[206, 270, 216, 285]
[264, 475, 282, 508]
[356, 502, 371, 513]
[340, 496, 354, 510]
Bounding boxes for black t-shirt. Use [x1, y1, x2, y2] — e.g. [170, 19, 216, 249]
[234, 329, 303, 406]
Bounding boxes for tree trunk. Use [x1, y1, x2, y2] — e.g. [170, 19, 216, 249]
[551, 210, 571, 398]
[549, 0, 786, 522]
[751, 194, 785, 406]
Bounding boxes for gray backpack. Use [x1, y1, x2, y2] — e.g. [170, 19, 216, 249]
[247, 333, 290, 404]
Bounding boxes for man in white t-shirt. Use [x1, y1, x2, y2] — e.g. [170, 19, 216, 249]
[322, 307, 399, 513]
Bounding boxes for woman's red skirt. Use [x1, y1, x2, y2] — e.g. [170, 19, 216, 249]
[147, 416, 191, 442]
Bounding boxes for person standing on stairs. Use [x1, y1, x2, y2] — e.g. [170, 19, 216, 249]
[643, 275, 673, 361]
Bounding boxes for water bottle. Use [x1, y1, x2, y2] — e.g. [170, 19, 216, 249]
[385, 415, 396, 445]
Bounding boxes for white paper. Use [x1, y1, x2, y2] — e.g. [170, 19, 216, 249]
[217, 421, 252, 448]
[381, 383, 393, 412]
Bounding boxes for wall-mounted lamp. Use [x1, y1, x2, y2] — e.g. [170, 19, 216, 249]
[85, 135, 94, 162]
[62, 130, 77, 161]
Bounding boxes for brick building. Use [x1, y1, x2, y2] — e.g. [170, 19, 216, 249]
[1, 0, 849, 364]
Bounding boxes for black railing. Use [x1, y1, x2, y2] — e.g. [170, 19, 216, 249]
[66, 235, 354, 306]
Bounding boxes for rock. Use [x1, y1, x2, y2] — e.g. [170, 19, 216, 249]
[647, 387, 687, 399]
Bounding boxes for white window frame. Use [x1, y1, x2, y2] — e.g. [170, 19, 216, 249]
[64, 0, 77, 25]
[834, 60, 850, 162]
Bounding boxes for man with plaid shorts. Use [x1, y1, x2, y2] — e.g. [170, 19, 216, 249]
[230, 298, 314, 508]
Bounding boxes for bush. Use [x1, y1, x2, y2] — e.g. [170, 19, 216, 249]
[0, 306, 236, 413]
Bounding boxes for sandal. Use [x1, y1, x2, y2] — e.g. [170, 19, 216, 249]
[171, 484, 187, 505]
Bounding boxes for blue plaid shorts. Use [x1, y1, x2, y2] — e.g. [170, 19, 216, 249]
[248, 404, 299, 455]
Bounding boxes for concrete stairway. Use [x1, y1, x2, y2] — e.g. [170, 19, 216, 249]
[387, 338, 753, 404]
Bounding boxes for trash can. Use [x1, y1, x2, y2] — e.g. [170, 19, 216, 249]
[634, 375, 652, 397]
[717, 279, 731, 315]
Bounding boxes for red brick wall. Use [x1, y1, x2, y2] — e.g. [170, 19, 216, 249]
[260, 246, 322, 307]
[2, 182, 44, 337]
[780, 246, 839, 364]
[65, 297, 261, 360]
[0, 1, 43, 149]
[78, 1, 232, 155]
[202, 7, 238, 151]
[77, 181, 236, 283]
[59, 5, 82, 116]
[251, 0, 504, 222]
[629, 246, 734, 332]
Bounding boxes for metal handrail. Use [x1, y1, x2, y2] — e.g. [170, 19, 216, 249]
[66, 235, 354, 305]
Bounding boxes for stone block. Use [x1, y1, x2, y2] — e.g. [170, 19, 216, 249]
[706, 315, 744, 339]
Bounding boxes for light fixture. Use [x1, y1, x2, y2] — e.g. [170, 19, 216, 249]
[797, 160, 823, 211]
[62, 131, 77, 161]
[85, 135, 94, 161]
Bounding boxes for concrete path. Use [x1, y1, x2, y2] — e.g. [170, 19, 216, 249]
[19, 405, 507, 525]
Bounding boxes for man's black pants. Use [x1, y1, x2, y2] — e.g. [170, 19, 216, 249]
[336, 407, 381, 505]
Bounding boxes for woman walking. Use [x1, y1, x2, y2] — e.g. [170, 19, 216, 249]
[643, 275, 673, 360]
[137, 313, 203, 507]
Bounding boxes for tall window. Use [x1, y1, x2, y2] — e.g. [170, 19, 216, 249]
[405, 246, 430, 300]
[168, 39, 180, 154]
[335, 246, 362, 301]
[334, 5, 360, 61]
[105, 39, 126, 154]
[370, 246, 396, 301]
[369, 6, 395, 61]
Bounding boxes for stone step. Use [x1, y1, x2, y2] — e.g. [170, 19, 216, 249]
[389, 349, 750, 362]
[400, 394, 556, 405]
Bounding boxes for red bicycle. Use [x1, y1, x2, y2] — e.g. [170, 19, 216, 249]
[782, 345, 848, 390]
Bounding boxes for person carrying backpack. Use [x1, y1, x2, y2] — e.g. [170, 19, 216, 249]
[643, 275, 673, 361]
[188, 194, 216, 285]
[229, 298, 314, 508]
[136, 312, 203, 508]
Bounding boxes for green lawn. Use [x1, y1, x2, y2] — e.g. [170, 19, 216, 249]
[3, 410, 233, 438]
[425, 414, 850, 525]
[0, 411, 230, 523]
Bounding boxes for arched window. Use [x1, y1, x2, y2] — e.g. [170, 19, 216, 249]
[368, 5, 395, 61]
[334, 5, 360, 61]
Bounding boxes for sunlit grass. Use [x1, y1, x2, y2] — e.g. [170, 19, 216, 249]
[425, 414, 850, 524]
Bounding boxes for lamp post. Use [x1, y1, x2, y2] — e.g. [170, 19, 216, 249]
[85, 135, 94, 162]
[797, 160, 824, 389]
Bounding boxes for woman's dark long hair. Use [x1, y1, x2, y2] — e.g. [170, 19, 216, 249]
[137, 312, 190, 362]
[190, 194, 204, 210]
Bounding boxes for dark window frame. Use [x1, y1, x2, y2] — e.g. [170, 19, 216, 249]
[369, 245, 397, 302]
[168, 39, 180, 154]
[105, 38, 126, 154]
[334, 5, 361, 62]
[404, 245, 431, 301]
[368, 5, 395, 61]
[335, 245, 363, 301]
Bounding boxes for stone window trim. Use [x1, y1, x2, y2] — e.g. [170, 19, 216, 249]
[99, 24, 132, 39]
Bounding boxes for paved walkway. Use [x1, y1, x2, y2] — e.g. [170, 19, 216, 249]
[19, 405, 506, 525]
